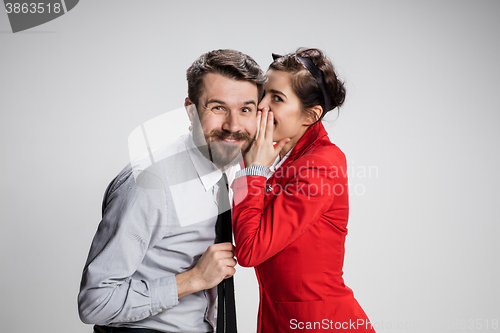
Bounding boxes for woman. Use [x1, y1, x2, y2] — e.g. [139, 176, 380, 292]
[232, 48, 375, 332]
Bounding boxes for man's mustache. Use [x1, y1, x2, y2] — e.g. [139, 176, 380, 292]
[205, 130, 253, 142]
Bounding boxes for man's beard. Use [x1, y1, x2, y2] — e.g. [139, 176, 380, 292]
[194, 128, 255, 169]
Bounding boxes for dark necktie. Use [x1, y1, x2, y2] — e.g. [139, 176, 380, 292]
[215, 173, 237, 333]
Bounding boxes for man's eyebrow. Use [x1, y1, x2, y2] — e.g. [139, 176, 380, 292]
[205, 99, 257, 106]
[206, 99, 226, 105]
[269, 89, 287, 99]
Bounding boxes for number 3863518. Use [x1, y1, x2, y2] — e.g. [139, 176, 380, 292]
[5, 3, 62, 14]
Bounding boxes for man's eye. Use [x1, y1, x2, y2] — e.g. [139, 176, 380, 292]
[242, 107, 251, 113]
[212, 106, 225, 112]
[273, 95, 283, 102]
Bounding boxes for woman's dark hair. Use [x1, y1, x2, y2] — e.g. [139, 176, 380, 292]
[187, 49, 267, 109]
[269, 48, 346, 122]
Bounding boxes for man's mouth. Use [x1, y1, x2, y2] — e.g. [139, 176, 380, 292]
[222, 138, 239, 143]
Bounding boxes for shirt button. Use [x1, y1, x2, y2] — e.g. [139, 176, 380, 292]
[131, 318, 136, 321]
[157, 309, 163, 313]
[168, 306, 173, 309]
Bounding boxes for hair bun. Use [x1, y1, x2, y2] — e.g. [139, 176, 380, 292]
[270, 48, 346, 120]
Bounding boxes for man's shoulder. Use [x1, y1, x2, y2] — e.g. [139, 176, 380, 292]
[105, 158, 168, 199]
[106, 163, 136, 195]
[127, 134, 193, 190]
[106, 133, 208, 197]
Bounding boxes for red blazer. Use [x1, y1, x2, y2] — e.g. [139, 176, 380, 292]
[233, 122, 375, 333]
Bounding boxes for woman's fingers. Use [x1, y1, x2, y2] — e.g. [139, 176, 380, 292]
[266, 111, 274, 142]
[244, 107, 284, 168]
[259, 107, 269, 140]
[255, 110, 262, 138]
[274, 138, 290, 155]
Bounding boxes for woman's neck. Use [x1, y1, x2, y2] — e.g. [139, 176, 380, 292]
[278, 149, 289, 161]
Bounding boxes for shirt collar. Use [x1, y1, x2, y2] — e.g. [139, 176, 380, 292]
[269, 147, 293, 175]
[288, 121, 328, 160]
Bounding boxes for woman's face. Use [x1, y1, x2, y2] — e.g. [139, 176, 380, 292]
[258, 69, 311, 147]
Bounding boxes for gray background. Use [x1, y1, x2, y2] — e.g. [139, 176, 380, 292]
[1, 1, 499, 332]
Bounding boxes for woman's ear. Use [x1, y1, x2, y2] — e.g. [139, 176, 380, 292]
[304, 105, 323, 125]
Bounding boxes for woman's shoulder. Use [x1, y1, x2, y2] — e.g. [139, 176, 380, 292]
[297, 136, 346, 167]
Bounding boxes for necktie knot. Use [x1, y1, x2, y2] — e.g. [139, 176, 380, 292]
[217, 174, 231, 214]
[218, 173, 229, 191]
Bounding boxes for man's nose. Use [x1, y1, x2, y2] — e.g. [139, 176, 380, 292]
[222, 111, 242, 133]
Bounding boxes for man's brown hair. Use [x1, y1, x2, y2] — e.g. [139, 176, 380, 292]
[187, 49, 266, 109]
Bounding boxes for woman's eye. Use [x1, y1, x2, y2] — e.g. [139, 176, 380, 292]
[273, 95, 283, 102]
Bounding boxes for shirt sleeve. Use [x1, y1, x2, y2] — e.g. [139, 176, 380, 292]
[78, 167, 179, 325]
[235, 165, 270, 178]
[232, 155, 343, 267]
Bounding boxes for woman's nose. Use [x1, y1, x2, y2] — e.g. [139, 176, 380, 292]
[258, 97, 270, 111]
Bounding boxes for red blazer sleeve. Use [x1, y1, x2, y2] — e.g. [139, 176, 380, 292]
[232, 154, 343, 267]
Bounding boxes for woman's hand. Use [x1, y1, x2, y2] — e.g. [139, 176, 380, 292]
[244, 108, 290, 168]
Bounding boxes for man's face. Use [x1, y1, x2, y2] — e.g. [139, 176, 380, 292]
[186, 73, 259, 168]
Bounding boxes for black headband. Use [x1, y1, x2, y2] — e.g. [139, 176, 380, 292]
[272, 53, 331, 112]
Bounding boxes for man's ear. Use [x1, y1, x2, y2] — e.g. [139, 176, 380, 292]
[304, 105, 323, 125]
[185, 97, 196, 124]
